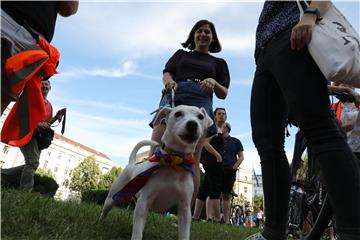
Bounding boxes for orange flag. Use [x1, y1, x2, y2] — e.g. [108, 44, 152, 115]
[1, 38, 60, 147]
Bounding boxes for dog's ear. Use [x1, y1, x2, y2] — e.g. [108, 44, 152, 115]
[200, 107, 213, 128]
[153, 107, 171, 127]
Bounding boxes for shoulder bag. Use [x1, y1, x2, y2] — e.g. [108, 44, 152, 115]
[296, 1, 360, 87]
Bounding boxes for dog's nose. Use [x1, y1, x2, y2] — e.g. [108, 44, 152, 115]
[186, 120, 198, 131]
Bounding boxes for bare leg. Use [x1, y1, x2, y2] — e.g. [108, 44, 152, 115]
[193, 199, 205, 220]
[208, 199, 221, 222]
[221, 193, 232, 224]
[206, 197, 211, 219]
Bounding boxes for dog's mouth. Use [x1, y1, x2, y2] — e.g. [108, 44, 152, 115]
[179, 133, 198, 144]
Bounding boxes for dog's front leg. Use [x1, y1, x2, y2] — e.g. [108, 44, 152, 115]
[131, 197, 149, 240]
[177, 201, 192, 240]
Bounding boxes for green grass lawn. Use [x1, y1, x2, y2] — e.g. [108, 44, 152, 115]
[1, 188, 258, 239]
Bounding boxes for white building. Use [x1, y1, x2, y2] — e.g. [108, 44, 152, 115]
[233, 168, 253, 204]
[1, 106, 119, 200]
[252, 174, 263, 197]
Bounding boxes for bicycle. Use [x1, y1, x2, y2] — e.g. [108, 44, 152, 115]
[287, 90, 355, 240]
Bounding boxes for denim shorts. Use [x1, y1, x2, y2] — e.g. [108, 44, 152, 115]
[150, 80, 217, 136]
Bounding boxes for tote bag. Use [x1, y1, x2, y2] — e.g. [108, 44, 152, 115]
[296, 1, 360, 87]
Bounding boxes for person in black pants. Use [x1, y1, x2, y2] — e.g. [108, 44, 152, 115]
[246, 1, 360, 240]
[220, 122, 244, 224]
[193, 108, 227, 222]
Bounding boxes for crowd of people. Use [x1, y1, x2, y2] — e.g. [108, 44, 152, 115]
[1, 1, 360, 240]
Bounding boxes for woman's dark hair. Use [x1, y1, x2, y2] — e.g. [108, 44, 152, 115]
[214, 107, 226, 115]
[181, 19, 221, 53]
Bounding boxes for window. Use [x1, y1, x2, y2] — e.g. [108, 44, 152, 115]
[245, 176, 248, 181]
[44, 160, 49, 168]
[64, 168, 69, 175]
[2, 146, 10, 155]
[244, 187, 248, 193]
[54, 164, 59, 173]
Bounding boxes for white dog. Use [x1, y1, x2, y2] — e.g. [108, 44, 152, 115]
[99, 105, 213, 240]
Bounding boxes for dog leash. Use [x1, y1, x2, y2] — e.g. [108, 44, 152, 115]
[171, 88, 175, 108]
[150, 88, 175, 115]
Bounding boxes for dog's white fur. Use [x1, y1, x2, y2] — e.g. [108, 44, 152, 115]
[99, 105, 213, 240]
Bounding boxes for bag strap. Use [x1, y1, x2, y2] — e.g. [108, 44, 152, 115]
[61, 111, 66, 135]
[296, 0, 310, 18]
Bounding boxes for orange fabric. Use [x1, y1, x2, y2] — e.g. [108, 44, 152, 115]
[331, 102, 342, 121]
[1, 38, 59, 147]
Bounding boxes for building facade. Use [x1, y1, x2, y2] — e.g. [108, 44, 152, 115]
[1, 106, 119, 200]
[233, 168, 253, 205]
[252, 174, 263, 197]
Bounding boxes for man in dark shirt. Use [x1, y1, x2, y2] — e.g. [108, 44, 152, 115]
[1, 1, 78, 114]
[220, 122, 244, 224]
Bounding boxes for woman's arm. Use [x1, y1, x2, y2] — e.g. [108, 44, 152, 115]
[163, 72, 177, 91]
[291, 1, 331, 50]
[328, 85, 360, 106]
[200, 77, 228, 99]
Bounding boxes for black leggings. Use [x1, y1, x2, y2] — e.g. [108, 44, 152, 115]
[251, 30, 360, 239]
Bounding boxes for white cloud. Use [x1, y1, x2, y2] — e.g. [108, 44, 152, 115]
[52, 97, 148, 115]
[65, 109, 150, 130]
[53, 109, 153, 167]
[55, 2, 260, 59]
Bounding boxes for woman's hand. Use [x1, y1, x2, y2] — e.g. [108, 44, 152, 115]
[200, 78, 216, 94]
[164, 79, 177, 91]
[215, 153, 223, 163]
[291, 13, 317, 50]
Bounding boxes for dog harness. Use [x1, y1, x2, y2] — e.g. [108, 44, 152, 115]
[1, 38, 60, 147]
[112, 148, 195, 204]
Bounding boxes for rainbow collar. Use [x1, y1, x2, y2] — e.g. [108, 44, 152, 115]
[146, 148, 195, 176]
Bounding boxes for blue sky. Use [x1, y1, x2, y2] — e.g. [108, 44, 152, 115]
[49, 1, 359, 173]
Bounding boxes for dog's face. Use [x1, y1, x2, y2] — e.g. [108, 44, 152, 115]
[154, 105, 213, 154]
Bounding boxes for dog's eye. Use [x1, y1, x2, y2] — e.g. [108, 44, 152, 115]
[174, 111, 183, 117]
[198, 114, 204, 120]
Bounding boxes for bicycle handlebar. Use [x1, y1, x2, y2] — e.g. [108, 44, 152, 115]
[328, 90, 355, 103]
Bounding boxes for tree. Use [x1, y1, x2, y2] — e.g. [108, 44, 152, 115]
[235, 193, 248, 207]
[97, 166, 122, 190]
[253, 195, 264, 212]
[67, 155, 102, 193]
[36, 167, 55, 179]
